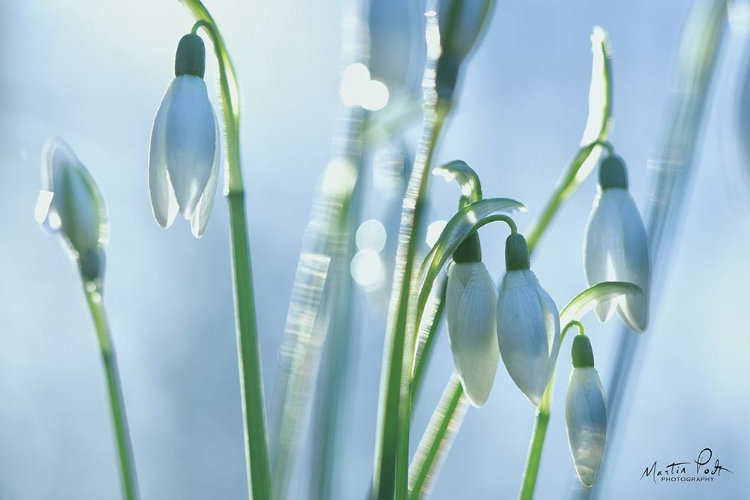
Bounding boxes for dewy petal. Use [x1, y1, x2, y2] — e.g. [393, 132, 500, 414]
[446, 262, 499, 407]
[566, 367, 607, 488]
[165, 75, 218, 219]
[190, 108, 221, 238]
[497, 270, 552, 406]
[583, 190, 622, 322]
[149, 82, 179, 228]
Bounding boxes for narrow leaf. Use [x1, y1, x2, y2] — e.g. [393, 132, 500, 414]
[408, 374, 469, 499]
[560, 281, 642, 327]
[432, 160, 483, 205]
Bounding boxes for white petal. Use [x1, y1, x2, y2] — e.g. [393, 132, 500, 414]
[497, 270, 552, 406]
[536, 282, 561, 384]
[566, 367, 607, 488]
[165, 75, 218, 219]
[583, 190, 621, 322]
[190, 109, 221, 238]
[148, 82, 179, 228]
[446, 262, 499, 407]
[614, 192, 650, 332]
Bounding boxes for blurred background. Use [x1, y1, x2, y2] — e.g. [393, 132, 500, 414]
[1, 0, 749, 499]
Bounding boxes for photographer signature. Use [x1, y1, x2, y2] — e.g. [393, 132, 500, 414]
[640, 448, 733, 483]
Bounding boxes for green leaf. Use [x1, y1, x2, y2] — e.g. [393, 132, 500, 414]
[525, 27, 613, 253]
[432, 160, 483, 206]
[580, 26, 613, 147]
[560, 281, 642, 327]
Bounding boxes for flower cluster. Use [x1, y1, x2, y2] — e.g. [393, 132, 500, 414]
[442, 151, 649, 487]
[446, 230, 560, 407]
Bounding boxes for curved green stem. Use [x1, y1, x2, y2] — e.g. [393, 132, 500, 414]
[83, 281, 139, 500]
[181, 3, 272, 498]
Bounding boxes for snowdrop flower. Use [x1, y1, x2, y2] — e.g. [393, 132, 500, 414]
[445, 233, 498, 407]
[566, 334, 607, 488]
[583, 155, 650, 332]
[496, 233, 561, 406]
[36, 137, 108, 282]
[149, 33, 220, 238]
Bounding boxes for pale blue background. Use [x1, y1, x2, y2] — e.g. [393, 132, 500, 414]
[1, 1, 749, 499]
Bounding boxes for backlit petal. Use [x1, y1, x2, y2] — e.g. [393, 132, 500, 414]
[165, 75, 217, 218]
[497, 270, 551, 405]
[583, 190, 622, 321]
[615, 192, 650, 332]
[446, 262, 499, 407]
[148, 82, 179, 228]
[566, 367, 607, 487]
[190, 110, 221, 238]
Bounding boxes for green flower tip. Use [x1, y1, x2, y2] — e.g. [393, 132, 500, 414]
[598, 155, 628, 190]
[175, 34, 206, 78]
[505, 233, 530, 271]
[571, 335, 595, 368]
[453, 231, 482, 263]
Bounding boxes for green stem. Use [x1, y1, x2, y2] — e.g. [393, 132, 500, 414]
[228, 191, 272, 500]
[180, 2, 272, 498]
[525, 144, 598, 254]
[518, 319, 575, 500]
[83, 282, 139, 500]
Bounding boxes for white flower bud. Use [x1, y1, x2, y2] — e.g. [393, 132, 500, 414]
[566, 366, 607, 488]
[149, 34, 220, 238]
[446, 261, 499, 407]
[36, 137, 108, 281]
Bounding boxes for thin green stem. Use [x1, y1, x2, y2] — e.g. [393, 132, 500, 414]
[83, 281, 139, 500]
[181, 2, 272, 498]
[227, 192, 272, 500]
[518, 318, 576, 500]
[525, 143, 597, 254]
[563, 320, 585, 338]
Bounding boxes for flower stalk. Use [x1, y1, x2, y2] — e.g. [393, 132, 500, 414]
[179, 2, 272, 498]
[83, 282, 140, 500]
